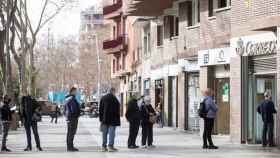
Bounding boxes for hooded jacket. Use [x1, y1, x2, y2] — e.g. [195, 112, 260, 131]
[65, 95, 81, 120]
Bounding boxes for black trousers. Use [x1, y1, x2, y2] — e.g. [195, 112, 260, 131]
[203, 118, 214, 146]
[51, 115, 58, 124]
[2, 122, 10, 149]
[24, 121, 41, 149]
[128, 120, 140, 147]
[141, 122, 153, 146]
[262, 121, 274, 146]
[67, 118, 79, 149]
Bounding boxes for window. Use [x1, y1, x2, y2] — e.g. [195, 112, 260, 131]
[144, 79, 150, 96]
[208, 0, 214, 17]
[175, 17, 179, 36]
[143, 25, 151, 56]
[208, 0, 230, 17]
[187, 0, 200, 27]
[113, 59, 116, 73]
[122, 54, 126, 70]
[164, 16, 178, 39]
[157, 25, 163, 46]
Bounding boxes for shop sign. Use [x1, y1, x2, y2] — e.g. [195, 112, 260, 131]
[178, 59, 200, 72]
[198, 47, 231, 66]
[236, 38, 277, 56]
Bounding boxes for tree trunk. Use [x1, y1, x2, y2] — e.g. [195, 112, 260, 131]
[0, 30, 6, 94]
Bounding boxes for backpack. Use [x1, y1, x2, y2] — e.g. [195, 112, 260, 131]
[198, 99, 208, 118]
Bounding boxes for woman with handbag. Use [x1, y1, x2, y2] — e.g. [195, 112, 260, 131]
[140, 96, 156, 148]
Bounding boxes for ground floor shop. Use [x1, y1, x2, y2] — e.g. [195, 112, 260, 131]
[198, 47, 231, 135]
[231, 32, 279, 144]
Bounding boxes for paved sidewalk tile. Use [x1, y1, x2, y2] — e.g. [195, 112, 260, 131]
[0, 116, 279, 158]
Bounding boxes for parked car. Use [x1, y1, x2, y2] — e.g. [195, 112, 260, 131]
[38, 100, 61, 116]
[84, 101, 99, 118]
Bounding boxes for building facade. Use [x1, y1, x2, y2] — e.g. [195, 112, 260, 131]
[102, 0, 280, 145]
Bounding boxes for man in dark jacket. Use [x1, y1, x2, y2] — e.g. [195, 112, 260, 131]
[125, 95, 141, 149]
[65, 87, 81, 152]
[21, 94, 42, 151]
[257, 92, 277, 147]
[1, 95, 13, 152]
[99, 88, 120, 152]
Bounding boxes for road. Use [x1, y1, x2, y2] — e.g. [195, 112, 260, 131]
[1, 116, 280, 158]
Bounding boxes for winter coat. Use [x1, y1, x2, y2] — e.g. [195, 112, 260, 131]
[65, 95, 81, 120]
[140, 103, 156, 124]
[257, 99, 277, 123]
[204, 96, 218, 119]
[21, 96, 40, 123]
[125, 98, 141, 123]
[1, 103, 13, 122]
[99, 93, 121, 126]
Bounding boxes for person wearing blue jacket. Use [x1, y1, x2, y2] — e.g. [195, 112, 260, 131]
[257, 92, 277, 147]
[65, 87, 81, 152]
[202, 89, 218, 149]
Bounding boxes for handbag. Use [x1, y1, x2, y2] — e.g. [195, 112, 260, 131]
[144, 105, 156, 124]
[32, 111, 42, 122]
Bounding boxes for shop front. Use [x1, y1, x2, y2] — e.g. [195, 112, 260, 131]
[232, 32, 278, 144]
[178, 59, 200, 131]
[198, 47, 231, 135]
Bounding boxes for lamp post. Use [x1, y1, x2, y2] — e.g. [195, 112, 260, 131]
[88, 34, 101, 102]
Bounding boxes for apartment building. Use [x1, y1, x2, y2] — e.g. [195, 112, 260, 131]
[104, 0, 280, 145]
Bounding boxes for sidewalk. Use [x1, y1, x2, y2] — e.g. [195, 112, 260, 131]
[0, 116, 280, 158]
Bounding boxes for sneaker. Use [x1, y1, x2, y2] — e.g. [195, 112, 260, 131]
[141, 145, 147, 149]
[101, 147, 108, 152]
[24, 147, 32, 151]
[128, 145, 139, 149]
[148, 145, 156, 149]
[1, 148, 11, 152]
[37, 147, 43, 151]
[108, 146, 118, 152]
[67, 147, 79, 152]
[208, 145, 218, 149]
[202, 145, 208, 149]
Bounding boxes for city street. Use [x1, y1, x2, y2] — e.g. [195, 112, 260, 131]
[1, 116, 280, 158]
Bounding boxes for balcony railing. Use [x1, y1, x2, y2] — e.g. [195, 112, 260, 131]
[103, 34, 128, 51]
[103, 0, 122, 16]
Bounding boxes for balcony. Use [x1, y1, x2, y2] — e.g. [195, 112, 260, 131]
[103, 35, 127, 54]
[103, 0, 122, 19]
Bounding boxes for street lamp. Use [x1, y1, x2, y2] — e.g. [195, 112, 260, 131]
[88, 34, 101, 102]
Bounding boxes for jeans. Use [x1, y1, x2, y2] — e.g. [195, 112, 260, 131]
[2, 122, 10, 149]
[262, 121, 274, 146]
[66, 118, 79, 149]
[141, 123, 153, 146]
[128, 120, 140, 147]
[102, 125, 116, 147]
[24, 121, 41, 149]
[203, 118, 214, 146]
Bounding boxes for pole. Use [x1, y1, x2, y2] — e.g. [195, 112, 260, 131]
[95, 34, 101, 102]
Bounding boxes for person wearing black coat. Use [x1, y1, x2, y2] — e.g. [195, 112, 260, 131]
[21, 95, 42, 151]
[99, 88, 120, 152]
[257, 92, 277, 147]
[1, 95, 13, 152]
[125, 96, 141, 149]
[140, 97, 156, 148]
[65, 87, 81, 152]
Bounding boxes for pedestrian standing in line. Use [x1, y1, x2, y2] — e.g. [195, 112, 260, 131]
[51, 104, 59, 124]
[21, 93, 43, 151]
[201, 89, 218, 149]
[99, 87, 120, 152]
[257, 91, 277, 147]
[155, 101, 163, 128]
[1, 95, 13, 152]
[141, 96, 156, 148]
[65, 87, 81, 152]
[125, 94, 141, 149]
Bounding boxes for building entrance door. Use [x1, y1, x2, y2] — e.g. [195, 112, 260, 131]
[214, 78, 230, 135]
[186, 73, 200, 131]
[250, 75, 277, 143]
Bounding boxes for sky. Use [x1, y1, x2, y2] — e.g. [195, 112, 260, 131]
[29, 0, 101, 38]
